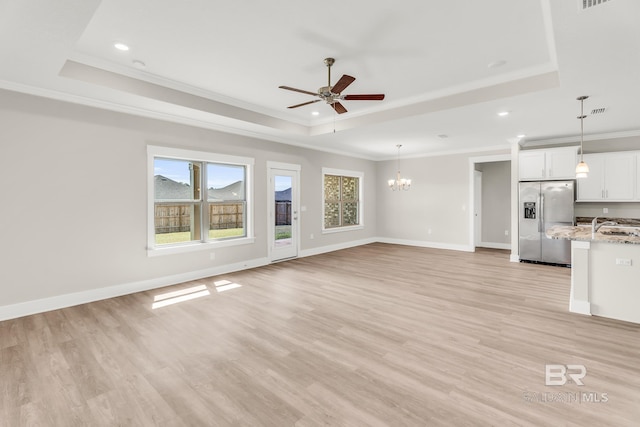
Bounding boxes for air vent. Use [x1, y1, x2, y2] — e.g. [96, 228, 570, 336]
[580, 0, 612, 11]
[591, 107, 607, 115]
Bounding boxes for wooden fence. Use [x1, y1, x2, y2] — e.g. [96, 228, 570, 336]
[155, 203, 244, 233]
[155, 201, 291, 233]
[275, 201, 291, 226]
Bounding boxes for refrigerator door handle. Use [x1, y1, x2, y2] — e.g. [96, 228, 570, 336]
[539, 194, 544, 233]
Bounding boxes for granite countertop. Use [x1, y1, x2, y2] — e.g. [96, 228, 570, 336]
[546, 224, 640, 245]
[575, 217, 640, 226]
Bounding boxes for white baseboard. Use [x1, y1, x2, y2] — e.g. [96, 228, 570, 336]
[510, 253, 520, 263]
[477, 242, 511, 250]
[569, 298, 591, 316]
[299, 237, 377, 258]
[0, 257, 269, 322]
[376, 237, 474, 252]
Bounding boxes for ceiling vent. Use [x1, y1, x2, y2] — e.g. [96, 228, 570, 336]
[580, 0, 612, 11]
[590, 107, 607, 115]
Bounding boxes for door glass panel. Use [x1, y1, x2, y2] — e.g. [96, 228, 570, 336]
[274, 175, 292, 247]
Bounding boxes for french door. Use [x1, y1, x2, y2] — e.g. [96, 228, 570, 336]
[267, 162, 300, 262]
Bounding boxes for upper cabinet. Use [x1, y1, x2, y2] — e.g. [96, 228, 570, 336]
[576, 152, 636, 202]
[519, 147, 578, 181]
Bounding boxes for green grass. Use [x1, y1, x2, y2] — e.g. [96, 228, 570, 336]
[275, 225, 292, 240]
[155, 228, 245, 245]
[156, 226, 291, 245]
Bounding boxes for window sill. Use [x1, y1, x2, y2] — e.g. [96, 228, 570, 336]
[147, 236, 256, 257]
[322, 225, 364, 234]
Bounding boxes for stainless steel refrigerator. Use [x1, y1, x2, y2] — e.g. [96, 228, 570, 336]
[519, 180, 575, 265]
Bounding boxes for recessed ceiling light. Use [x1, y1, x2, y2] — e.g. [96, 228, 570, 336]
[517, 134, 526, 138]
[497, 111, 509, 117]
[114, 42, 130, 51]
[311, 111, 319, 116]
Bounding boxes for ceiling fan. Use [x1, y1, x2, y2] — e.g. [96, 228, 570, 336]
[279, 57, 385, 114]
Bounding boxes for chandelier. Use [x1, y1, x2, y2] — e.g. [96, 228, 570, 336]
[388, 144, 411, 191]
[575, 95, 590, 179]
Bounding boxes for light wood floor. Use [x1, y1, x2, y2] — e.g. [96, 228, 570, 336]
[2, 244, 640, 426]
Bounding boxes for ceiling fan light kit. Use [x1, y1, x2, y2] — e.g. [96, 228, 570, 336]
[279, 58, 385, 114]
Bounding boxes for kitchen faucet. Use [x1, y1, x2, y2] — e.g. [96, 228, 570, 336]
[592, 216, 618, 236]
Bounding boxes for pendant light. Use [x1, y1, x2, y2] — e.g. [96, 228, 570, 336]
[388, 144, 411, 191]
[575, 95, 589, 179]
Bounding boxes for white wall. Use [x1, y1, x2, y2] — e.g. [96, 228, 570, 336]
[376, 150, 508, 251]
[0, 90, 377, 315]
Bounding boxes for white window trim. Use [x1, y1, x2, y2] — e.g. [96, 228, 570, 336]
[147, 145, 255, 256]
[321, 167, 364, 234]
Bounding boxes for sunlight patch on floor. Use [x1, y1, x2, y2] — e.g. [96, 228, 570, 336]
[214, 279, 242, 293]
[152, 284, 210, 309]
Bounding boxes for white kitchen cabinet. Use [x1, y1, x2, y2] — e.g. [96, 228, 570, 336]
[576, 152, 636, 201]
[519, 147, 578, 181]
[576, 154, 604, 200]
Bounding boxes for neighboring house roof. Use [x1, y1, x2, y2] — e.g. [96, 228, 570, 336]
[275, 188, 291, 202]
[209, 180, 244, 201]
[154, 175, 192, 200]
[154, 175, 246, 201]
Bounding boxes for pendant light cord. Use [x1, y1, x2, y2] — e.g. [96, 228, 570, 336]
[578, 95, 588, 160]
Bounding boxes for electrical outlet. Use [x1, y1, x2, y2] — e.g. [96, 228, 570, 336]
[615, 258, 632, 266]
[603, 207, 609, 214]
[310, 233, 314, 239]
[505, 230, 509, 236]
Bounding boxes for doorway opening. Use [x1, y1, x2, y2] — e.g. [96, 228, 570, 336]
[469, 155, 512, 254]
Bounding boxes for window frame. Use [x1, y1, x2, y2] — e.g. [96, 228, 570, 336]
[321, 167, 364, 234]
[147, 145, 254, 256]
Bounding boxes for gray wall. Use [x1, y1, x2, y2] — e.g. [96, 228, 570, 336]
[376, 150, 508, 250]
[0, 89, 378, 308]
[478, 161, 511, 246]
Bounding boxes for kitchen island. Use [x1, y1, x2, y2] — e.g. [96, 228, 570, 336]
[546, 222, 640, 324]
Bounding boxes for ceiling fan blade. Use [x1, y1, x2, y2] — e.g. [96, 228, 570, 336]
[287, 99, 322, 109]
[331, 102, 348, 114]
[331, 75, 356, 94]
[279, 86, 318, 97]
[343, 94, 385, 101]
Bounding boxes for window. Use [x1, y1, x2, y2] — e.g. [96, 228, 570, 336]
[148, 146, 254, 254]
[322, 168, 363, 232]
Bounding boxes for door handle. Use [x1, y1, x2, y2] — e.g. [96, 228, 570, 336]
[539, 194, 544, 233]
